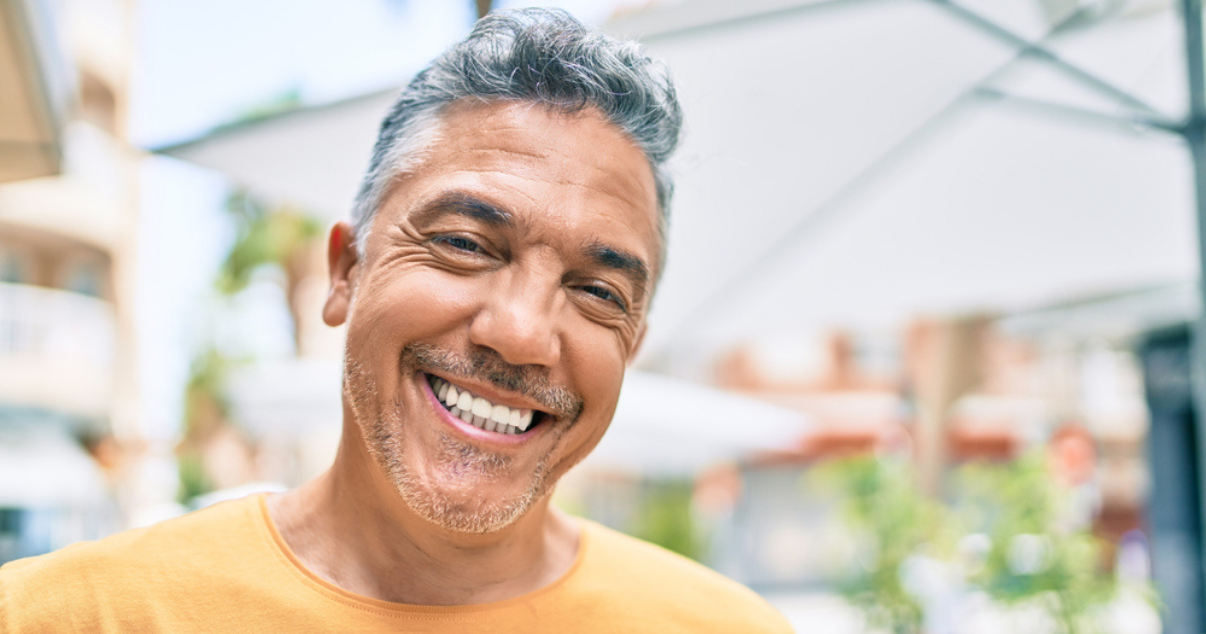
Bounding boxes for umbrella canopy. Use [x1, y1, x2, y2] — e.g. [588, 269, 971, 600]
[584, 369, 810, 476]
[612, 0, 1193, 355]
[157, 90, 395, 222]
[156, 0, 1196, 361]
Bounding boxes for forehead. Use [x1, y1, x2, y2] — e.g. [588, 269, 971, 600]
[389, 101, 661, 270]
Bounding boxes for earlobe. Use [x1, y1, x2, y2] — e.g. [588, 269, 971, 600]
[322, 221, 360, 327]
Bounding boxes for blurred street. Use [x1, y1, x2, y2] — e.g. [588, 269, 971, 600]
[1, 0, 1200, 631]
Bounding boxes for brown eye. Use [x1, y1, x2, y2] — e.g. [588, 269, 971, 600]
[580, 285, 627, 312]
[436, 236, 483, 253]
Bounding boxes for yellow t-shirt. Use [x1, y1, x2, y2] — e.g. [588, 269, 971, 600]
[0, 495, 793, 633]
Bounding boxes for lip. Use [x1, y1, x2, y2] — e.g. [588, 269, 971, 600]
[419, 371, 543, 446]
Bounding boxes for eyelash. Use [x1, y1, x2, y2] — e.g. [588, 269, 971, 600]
[435, 236, 483, 253]
[579, 284, 627, 312]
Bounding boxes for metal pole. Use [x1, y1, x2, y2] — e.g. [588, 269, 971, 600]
[1181, 0, 1206, 618]
[932, 0, 1164, 119]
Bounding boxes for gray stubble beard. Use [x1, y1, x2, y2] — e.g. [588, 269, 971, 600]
[342, 354, 563, 534]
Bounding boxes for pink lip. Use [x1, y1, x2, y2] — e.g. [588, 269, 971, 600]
[419, 372, 538, 446]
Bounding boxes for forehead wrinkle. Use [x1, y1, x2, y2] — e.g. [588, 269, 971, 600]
[472, 156, 650, 218]
[448, 116, 648, 193]
[470, 144, 550, 162]
[456, 167, 643, 223]
[432, 107, 654, 210]
[551, 175, 654, 215]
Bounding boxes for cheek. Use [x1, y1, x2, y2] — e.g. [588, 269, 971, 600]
[548, 339, 626, 477]
[566, 329, 628, 424]
[349, 269, 482, 355]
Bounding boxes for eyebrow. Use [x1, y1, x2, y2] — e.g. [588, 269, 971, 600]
[584, 242, 651, 302]
[413, 193, 514, 227]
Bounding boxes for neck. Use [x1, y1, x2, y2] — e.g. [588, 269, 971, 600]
[267, 434, 579, 606]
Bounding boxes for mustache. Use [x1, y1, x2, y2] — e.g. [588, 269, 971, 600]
[401, 342, 583, 421]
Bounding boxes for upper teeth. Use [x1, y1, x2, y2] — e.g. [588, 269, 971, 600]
[430, 376, 535, 435]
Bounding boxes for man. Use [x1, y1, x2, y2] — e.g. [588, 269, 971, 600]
[1, 9, 792, 632]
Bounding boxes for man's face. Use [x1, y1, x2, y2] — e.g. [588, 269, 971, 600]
[325, 101, 659, 533]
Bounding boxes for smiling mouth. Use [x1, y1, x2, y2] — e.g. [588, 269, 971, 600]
[426, 374, 546, 435]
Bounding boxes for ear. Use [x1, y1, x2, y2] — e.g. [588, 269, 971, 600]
[322, 221, 360, 327]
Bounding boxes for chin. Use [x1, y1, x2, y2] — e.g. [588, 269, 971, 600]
[381, 432, 554, 534]
[398, 478, 535, 534]
[342, 345, 569, 534]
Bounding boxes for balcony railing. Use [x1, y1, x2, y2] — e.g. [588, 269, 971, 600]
[0, 282, 116, 417]
[0, 282, 114, 365]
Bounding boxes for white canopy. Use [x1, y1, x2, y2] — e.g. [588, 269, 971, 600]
[585, 369, 809, 475]
[158, 91, 395, 222]
[612, 0, 1195, 356]
[158, 0, 1199, 362]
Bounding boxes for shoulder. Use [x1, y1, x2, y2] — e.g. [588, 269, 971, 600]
[0, 495, 268, 632]
[575, 520, 794, 633]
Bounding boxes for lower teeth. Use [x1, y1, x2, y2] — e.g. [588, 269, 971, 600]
[448, 404, 521, 434]
[430, 374, 537, 435]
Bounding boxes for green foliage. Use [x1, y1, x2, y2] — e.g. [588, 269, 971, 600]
[216, 191, 321, 296]
[632, 481, 704, 562]
[810, 454, 1145, 634]
[176, 189, 321, 503]
[956, 456, 1118, 634]
[182, 347, 231, 427]
[809, 457, 949, 634]
[177, 347, 235, 504]
[176, 450, 213, 504]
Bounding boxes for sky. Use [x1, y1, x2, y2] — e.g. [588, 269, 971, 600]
[131, 0, 627, 147]
[132, 0, 469, 147]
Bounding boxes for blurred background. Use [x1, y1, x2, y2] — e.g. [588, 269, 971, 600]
[2, 0, 1202, 631]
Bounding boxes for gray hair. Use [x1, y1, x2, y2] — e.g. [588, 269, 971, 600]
[350, 8, 682, 269]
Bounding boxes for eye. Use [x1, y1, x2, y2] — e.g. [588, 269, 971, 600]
[578, 284, 627, 312]
[435, 236, 483, 253]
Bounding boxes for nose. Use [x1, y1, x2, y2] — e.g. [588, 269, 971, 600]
[468, 269, 562, 368]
